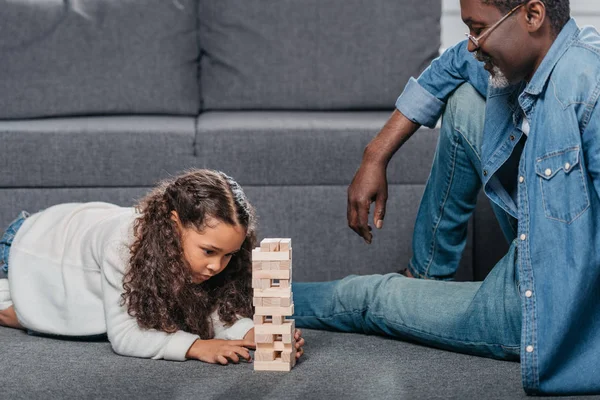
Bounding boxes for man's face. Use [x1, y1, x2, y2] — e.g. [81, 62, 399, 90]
[461, 0, 532, 87]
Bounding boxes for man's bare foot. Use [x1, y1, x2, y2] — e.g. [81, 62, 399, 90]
[0, 306, 25, 330]
[404, 269, 415, 278]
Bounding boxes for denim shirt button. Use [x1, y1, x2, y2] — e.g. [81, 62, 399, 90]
[483, 169, 488, 176]
[510, 135, 515, 141]
[520, 234, 527, 241]
[519, 176, 524, 183]
[564, 162, 571, 171]
[525, 290, 533, 298]
[526, 345, 534, 353]
[545, 168, 552, 176]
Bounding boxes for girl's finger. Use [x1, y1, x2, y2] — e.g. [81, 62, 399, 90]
[234, 347, 252, 361]
[225, 350, 240, 364]
[296, 348, 304, 359]
[217, 355, 229, 365]
[295, 338, 305, 348]
[294, 329, 302, 339]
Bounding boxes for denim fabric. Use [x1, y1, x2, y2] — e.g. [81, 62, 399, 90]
[0, 211, 30, 274]
[396, 19, 600, 395]
[294, 82, 522, 361]
[293, 244, 521, 360]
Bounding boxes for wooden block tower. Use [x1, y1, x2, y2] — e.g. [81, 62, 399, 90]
[252, 238, 296, 371]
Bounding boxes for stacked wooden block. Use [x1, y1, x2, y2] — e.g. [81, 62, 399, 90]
[252, 238, 296, 371]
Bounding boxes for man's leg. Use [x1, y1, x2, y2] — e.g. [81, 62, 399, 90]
[408, 83, 517, 280]
[293, 239, 521, 360]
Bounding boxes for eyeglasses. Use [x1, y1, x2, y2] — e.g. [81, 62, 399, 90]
[465, 3, 525, 48]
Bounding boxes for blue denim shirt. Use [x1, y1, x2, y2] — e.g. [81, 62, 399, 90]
[396, 19, 600, 395]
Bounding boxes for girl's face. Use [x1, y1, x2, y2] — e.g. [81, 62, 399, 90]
[172, 212, 246, 284]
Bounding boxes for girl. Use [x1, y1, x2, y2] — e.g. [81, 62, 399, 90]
[0, 169, 304, 364]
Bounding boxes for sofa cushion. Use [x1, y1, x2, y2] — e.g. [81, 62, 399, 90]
[198, 0, 441, 110]
[196, 111, 439, 185]
[0, 117, 197, 187]
[0, 0, 199, 119]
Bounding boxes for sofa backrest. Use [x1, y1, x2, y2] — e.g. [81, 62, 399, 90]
[198, 0, 441, 110]
[0, 0, 441, 119]
[0, 0, 200, 119]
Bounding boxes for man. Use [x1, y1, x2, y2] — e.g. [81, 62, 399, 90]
[292, 0, 600, 395]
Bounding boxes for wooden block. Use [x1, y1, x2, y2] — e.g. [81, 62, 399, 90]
[253, 315, 265, 325]
[278, 279, 290, 288]
[282, 333, 293, 343]
[279, 239, 291, 251]
[251, 248, 291, 261]
[254, 350, 276, 361]
[262, 296, 292, 307]
[254, 305, 294, 316]
[269, 261, 280, 270]
[281, 350, 293, 363]
[252, 279, 271, 289]
[253, 287, 292, 297]
[268, 239, 280, 252]
[253, 270, 290, 280]
[273, 342, 293, 352]
[262, 297, 280, 307]
[253, 297, 263, 307]
[279, 260, 291, 270]
[252, 261, 263, 271]
[261, 262, 271, 270]
[256, 334, 274, 343]
[259, 238, 280, 252]
[260, 239, 270, 252]
[281, 295, 292, 307]
[272, 315, 284, 325]
[254, 321, 295, 335]
[254, 359, 291, 372]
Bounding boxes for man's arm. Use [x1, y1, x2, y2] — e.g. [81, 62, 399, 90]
[348, 40, 489, 243]
[582, 97, 600, 202]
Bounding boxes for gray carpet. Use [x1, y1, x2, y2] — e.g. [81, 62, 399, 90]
[2, 327, 599, 399]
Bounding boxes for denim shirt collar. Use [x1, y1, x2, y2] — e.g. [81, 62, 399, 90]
[524, 18, 579, 96]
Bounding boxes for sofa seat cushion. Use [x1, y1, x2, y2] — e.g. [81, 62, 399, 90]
[0, 116, 197, 187]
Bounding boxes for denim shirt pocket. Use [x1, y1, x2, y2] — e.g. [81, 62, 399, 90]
[535, 147, 590, 223]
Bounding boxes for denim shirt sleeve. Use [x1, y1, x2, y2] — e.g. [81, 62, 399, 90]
[395, 40, 490, 128]
[582, 96, 600, 202]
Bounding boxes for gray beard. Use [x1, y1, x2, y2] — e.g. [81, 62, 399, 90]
[489, 65, 510, 88]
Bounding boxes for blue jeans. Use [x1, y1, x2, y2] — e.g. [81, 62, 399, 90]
[0, 211, 30, 275]
[292, 84, 522, 360]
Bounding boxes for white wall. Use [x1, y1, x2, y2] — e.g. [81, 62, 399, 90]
[441, 0, 600, 50]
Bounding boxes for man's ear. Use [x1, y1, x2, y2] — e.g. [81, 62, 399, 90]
[524, 0, 546, 32]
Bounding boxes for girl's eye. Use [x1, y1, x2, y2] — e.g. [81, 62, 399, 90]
[203, 249, 214, 255]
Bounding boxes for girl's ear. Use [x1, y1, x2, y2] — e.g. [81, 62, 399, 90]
[170, 211, 182, 230]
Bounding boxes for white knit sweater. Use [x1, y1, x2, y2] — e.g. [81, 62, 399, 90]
[8, 202, 253, 360]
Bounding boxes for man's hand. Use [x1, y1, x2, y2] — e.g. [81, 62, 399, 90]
[294, 328, 305, 359]
[347, 160, 388, 244]
[347, 110, 420, 244]
[186, 338, 255, 365]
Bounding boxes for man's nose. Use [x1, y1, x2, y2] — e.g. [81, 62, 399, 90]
[467, 40, 478, 53]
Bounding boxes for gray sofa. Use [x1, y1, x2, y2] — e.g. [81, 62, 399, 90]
[1, 1, 587, 399]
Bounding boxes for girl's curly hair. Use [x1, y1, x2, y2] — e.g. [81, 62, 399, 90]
[121, 169, 257, 339]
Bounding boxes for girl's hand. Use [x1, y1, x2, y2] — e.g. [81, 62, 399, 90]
[294, 329, 305, 359]
[186, 339, 255, 365]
